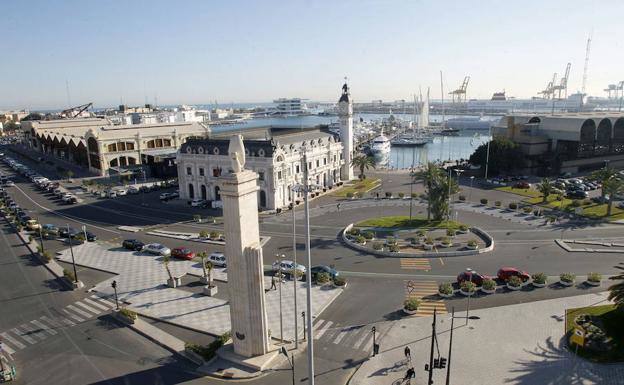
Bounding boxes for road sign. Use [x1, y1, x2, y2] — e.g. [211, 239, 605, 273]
[570, 327, 585, 346]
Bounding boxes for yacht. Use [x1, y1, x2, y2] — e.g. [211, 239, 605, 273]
[371, 128, 391, 154]
[391, 132, 431, 146]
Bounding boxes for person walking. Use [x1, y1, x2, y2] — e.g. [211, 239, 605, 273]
[404, 346, 411, 361]
[403, 367, 415, 384]
[337, 203, 341, 211]
[270, 274, 277, 291]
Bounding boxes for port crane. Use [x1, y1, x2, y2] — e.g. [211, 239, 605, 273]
[60, 102, 93, 118]
[449, 76, 470, 104]
[539, 73, 558, 99]
[604, 84, 618, 99]
[552, 63, 571, 100]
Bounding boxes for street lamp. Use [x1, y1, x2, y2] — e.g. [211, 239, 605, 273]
[67, 224, 79, 285]
[290, 184, 299, 349]
[469, 176, 475, 202]
[484, 126, 492, 181]
[465, 268, 474, 326]
[111, 280, 119, 310]
[446, 307, 480, 385]
[280, 346, 295, 385]
[275, 253, 285, 344]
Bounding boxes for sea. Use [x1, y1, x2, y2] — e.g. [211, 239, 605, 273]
[209, 112, 494, 169]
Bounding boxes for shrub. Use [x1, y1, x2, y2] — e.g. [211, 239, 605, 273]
[333, 276, 346, 286]
[467, 239, 478, 247]
[560, 273, 576, 283]
[185, 331, 231, 361]
[416, 229, 426, 237]
[459, 225, 468, 232]
[507, 275, 523, 287]
[441, 236, 451, 245]
[531, 272, 547, 284]
[509, 202, 518, 210]
[354, 192, 364, 199]
[438, 282, 453, 295]
[347, 228, 360, 236]
[372, 242, 383, 250]
[480, 198, 488, 205]
[460, 281, 476, 293]
[119, 307, 137, 320]
[209, 231, 220, 240]
[398, 192, 405, 199]
[409, 237, 418, 245]
[446, 229, 456, 237]
[63, 269, 76, 282]
[411, 193, 418, 198]
[403, 298, 421, 311]
[482, 278, 496, 291]
[385, 237, 397, 246]
[193, 214, 201, 222]
[385, 192, 393, 198]
[362, 231, 374, 240]
[199, 230, 209, 239]
[41, 251, 52, 262]
[355, 235, 366, 244]
[570, 200, 581, 208]
[316, 272, 330, 284]
[458, 195, 466, 201]
[424, 236, 434, 245]
[495, 201, 501, 207]
[587, 272, 602, 283]
[523, 206, 533, 214]
[346, 192, 354, 199]
[389, 244, 400, 252]
[28, 235, 34, 242]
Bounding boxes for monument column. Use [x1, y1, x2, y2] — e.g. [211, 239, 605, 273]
[218, 135, 270, 358]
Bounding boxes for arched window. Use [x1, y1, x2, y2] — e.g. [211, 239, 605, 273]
[146, 140, 155, 149]
[125, 142, 135, 150]
[128, 157, 137, 165]
[596, 119, 613, 154]
[88, 137, 99, 153]
[614, 118, 624, 154]
[188, 184, 195, 199]
[163, 139, 172, 147]
[259, 190, 267, 208]
[201, 185, 207, 200]
[578, 119, 596, 157]
[110, 158, 119, 167]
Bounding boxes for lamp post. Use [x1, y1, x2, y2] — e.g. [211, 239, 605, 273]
[465, 268, 474, 326]
[484, 126, 492, 181]
[37, 217, 44, 254]
[445, 307, 480, 385]
[469, 176, 475, 202]
[280, 347, 296, 385]
[276, 253, 285, 344]
[111, 280, 119, 310]
[291, 185, 299, 349]
[67, 224, 79, 284]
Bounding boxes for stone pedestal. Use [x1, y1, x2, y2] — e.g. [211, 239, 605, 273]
[219, 170, 269, 358]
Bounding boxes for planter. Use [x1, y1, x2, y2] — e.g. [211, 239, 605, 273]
[586, 280, 601, 287]
[114, 310, 137, 325]
[459, 289, 475, 296]
[480, 287, 496, 294]
[466, 244, 479, 250]
[532, 282, 547, 288]
[167, 277, 178, 288]
[199, 276, 210, 285]
[423, 243, 434, 250]
[438, 291, 454, 298]
[203, 285, 218, 296]
[403, 307, 418, 315]
[333, 282, 347, 289]
[506, 284, 522, 291]
[439, 242, 452, 248]
[71, 280, 85, 289]
[559, 280, 574, 287]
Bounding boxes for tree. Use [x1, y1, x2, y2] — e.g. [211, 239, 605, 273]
[468, 137, 524, 176]
[198, 251, 208, 279]
[602, 177, 624, 216]
[591, 166, 620, 200]
[162, 255, 173, 281]
[205, 260, 214, 287]
[350, 154, 376, 180]
[429, 173, 459, 221]
[65, 170, 74, 181]
[413, 162, 443, 220]
[535, 178, 554, 203]
[608, 263, 624, 309]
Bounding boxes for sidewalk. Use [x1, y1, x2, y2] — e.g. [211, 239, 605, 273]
[349, 292, 624, 385]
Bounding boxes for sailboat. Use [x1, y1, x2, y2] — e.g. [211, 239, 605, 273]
[391, 89, 433, 146]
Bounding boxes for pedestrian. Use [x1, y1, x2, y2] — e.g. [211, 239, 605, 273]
[404, 346, 411, 361]
[403, 367, 415, 383]
[270, 275, 277, 291]
[337, 203, 341, 211]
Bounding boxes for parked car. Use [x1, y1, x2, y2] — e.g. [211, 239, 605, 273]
[208, 252, 227, 267]
[190, 198, 206, 207]
[128, 186, 140, 194]
[41, 224, 59, 236]
[272, 260, 306, 275]
[105, 190, 117, 198]
[497, 267, 530, 282]
[26, 219, 41, 231]
[19, 215, 33, 225]
[58, 227, 79, 238]
[115, 188, 128, 196]
[513, 181, 530, 189]
[618, 201, 624, 209]
[122, 239, 145, 251]
[159, 193, 172, 201]
[83, 231, 97, 242]
[310, 265, 339, 279]
[566, 190, 588, 199]
[456, 270, 491, 286]
[4, 180, 14, 187]
[171, 247, 195, 260]
[143, 243, 171, 256]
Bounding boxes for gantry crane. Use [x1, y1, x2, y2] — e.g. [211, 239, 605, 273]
[539, 73, 558, 99]
[449, 76, 470, 104]
[60, 102, 93, 118]
[552, 63, 571, 100]
[604, 84, 618, 99]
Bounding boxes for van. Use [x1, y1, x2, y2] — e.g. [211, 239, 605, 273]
[208, 252, 227, 267]
[106, 190, 117, 198]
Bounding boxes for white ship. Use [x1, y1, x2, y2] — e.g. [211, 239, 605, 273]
[371, 127, 391, 154]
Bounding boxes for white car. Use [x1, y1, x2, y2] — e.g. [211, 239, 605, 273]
[128, 186, 140, 194]
[208, 252, 227, 267]
[272, 260, 306, 275]
[106, 190, 117, 198]
[143, 243, 171, 256]
[190, 199, 206, 207]
[115, 188, 128, 196]
[4, 180, 14, 187]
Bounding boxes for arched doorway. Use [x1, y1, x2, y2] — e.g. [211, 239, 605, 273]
[201, 185, 207, 200]
[259, 190, 267, 208]
[613, 118, 624, 153]
[579, 119, 596, 157]
[110, 158, 119, 167]
[188, 183, 195, 199]
[214, 186, 221, 200]
[596, 119, 613, 154]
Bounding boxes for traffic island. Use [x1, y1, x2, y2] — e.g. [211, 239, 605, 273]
[566, 304, 624, 363]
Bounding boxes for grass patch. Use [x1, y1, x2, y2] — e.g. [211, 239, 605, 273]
[566, 304, 624, 363]
[333, 178, 380, 197]
[496, 186, 541, 198]
[355, 216, 464, 230]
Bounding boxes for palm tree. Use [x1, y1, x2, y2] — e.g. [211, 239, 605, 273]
[205, 261, 214, 287]
[162, 255, 173, 282]
[535, 178, 554, 203]
[197, 251, 208, 280]
[591, 166, 620, 200]
[602, 177, 624, 216]
[608, 263, 624, 309]
[413, 162, 443, 220]
[350, 154, 376, 180]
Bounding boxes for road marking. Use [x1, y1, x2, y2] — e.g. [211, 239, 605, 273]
[315, 320, 333, 339]
[333, 330, 349, 344]
[400, 258, 431, 271]
[40, 316, 63, 329]
[404, 280, 448, 317]
[59, 317, 76, 327]
[11, 328, 36, 345]
[1, 332, 25, 350]
[19, 323, 47, 341]
[75, 301, 101, 315]
[91, 295, 115, 309]
[67, 304, 93, 318]
[63, 309, 85, 323]
[312, 319, 326, 332]
[1, 343, 15, 355]
[83, 297, 110, 311]
[352, 329, 373, 350]
[438, 257, 445, 266]
[31, 319, 57, 336]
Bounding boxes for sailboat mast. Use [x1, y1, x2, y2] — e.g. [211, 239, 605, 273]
[440, 71, 445, 127]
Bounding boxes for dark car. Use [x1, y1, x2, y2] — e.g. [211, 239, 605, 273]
[456, 270, 491, 286]
[310, 265, 339, 279]
[513, 181, 530, 189]
[122, 239, 145, 251]
[566, 190, 588, 199]
[58, 227, 79, 238]
[497, 267, 530, 282]
[83, 231, 97, 242]
[171, 247, 195, 260]
[19, 215, 32, 225]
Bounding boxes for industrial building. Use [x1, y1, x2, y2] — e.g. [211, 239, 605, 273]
[492, 112, 624, 175]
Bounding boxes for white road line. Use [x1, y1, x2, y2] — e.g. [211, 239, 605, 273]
[59, 317, 76, 327]
[83, 297, 109, 311]
[1, 343, 15, 355]
[31, 319, 57, 336]
[1, 332, 25, 350]
[40, 316, 63, 329]
[19, 323, 46, 341]
[312, 319, 327, 332]
[360, 334, 374, 352]
[11, 328, 36, 345]
[353, 330, 373, 351]
[74, 301, 101, 315]
[62, 309, 85, 323]
[67, 304, 92, 318]
[90, 295, 115, 309]
[333, 330, 349, 345]
[314, 320, 333, 339]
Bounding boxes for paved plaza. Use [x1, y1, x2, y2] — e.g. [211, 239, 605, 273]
[350, 292, 624, 385]
[56, 242, 343, 339]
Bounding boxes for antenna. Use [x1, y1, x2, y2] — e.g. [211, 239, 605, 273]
[65, 80, 72, 108]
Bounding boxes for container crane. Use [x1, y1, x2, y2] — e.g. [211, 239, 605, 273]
[552, 63, 571, 100]
[539, 73, 557, 99]
[449, 76, 470, 104]
[60, 102, 93, 118]
[604, 84, 618, 99]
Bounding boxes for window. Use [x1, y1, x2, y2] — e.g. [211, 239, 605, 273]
[156, 139, 163, 147]
[323, 158, 327, 165]
[213, 168, 221, 177]
[258, 171, 265, 181]
[186, 167, 192, 176]
[126, 142, 135, 150]
[316, 160, 319, 167]
[333, 155, 336, 162]
[340, 154, 343, 160]
[163, 139, 171, 147]
[296, 165, 300, 173]
[308, 162, 312, 170]
[278, 171, 282, 180]
[118, 142, 126, 151]
[199, 168, 204, 176]
[107, 143, 117, 152]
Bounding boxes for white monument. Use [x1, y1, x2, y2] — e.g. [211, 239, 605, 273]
[219, 134, 270, 358]
[339, 81, 354, 181]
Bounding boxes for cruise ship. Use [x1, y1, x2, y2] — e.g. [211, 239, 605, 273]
[371, 127, 391, 154]
[270, 98, 309, 116]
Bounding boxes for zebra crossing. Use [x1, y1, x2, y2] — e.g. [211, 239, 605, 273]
[312, 318, 376, 353]
[400, 258, 431, 271]
[0, 295, 116, 356]
[404, 280, 447, 317]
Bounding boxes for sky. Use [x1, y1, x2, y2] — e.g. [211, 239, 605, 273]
[1, 0, 623, 110]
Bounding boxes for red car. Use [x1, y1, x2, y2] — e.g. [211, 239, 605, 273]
[514, 181, 530, 189]
[171, 247, 195, 260]
[497, 267, 530, 282]
[456, 270, 491, 286]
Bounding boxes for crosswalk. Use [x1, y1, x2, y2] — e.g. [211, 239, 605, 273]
[400, 258, 431, 271]
[312, 318, 376, 354]
[404, 280, 447, 317]
[0, 294, 116, 356]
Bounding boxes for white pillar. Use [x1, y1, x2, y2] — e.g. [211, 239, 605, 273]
[339, 83, 354, 181]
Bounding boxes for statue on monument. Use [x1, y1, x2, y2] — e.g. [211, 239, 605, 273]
[228, 134, 246, 173]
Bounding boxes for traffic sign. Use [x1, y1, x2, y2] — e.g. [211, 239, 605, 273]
[570, 327, 585, 346]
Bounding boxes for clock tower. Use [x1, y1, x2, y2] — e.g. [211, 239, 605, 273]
[338, 81, 354, 181]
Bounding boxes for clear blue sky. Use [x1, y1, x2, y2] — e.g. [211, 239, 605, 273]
[2, 0, 623, 110]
